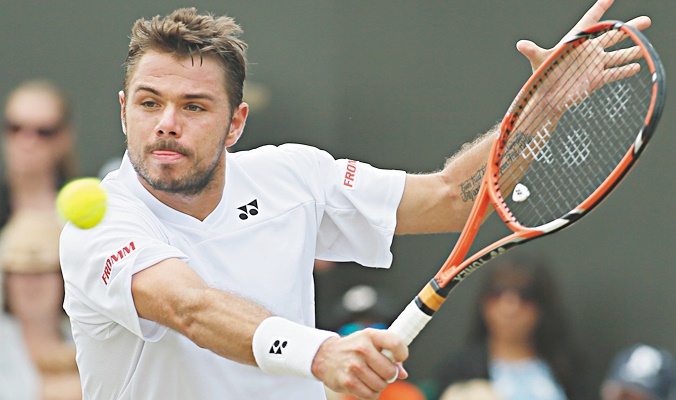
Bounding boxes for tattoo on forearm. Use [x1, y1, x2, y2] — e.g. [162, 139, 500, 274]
[458, 130, 531, 203]
[460, 165, 486, 202]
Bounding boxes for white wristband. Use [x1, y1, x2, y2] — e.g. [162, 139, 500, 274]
[252, 316, 338, 380]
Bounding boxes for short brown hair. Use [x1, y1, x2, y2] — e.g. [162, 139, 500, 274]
[123, 8, 248, 114]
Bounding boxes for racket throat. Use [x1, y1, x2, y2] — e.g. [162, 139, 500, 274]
[415, 279, 453, 316]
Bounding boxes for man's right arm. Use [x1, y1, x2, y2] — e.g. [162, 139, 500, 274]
[131, 258, 271, 365]
[131, 258, 408, 400]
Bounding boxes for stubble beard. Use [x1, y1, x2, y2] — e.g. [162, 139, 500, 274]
[127, 136, 227, 197]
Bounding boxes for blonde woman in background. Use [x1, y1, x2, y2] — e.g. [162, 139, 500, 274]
[0, 79, 81, 400]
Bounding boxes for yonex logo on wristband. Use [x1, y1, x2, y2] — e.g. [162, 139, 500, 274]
[269, 339, 288, 355]
[253, 317, 338, 378]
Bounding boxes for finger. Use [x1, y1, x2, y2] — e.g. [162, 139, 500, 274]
[380, 349, 399, 383]
[516, 40, 542, 61]
[369, 329, 408, 363]
[574, 16, 651, 50]
[596, 29, 629, 49]
[604, 46, 643, 69]
[341, 373, 380, 400]
[396, 362, 409, 380]
[355, 361, 391, 393]
[597, 21, 649, 50]
[559, 0, 614, 45]
[369, 349, 400, 384]
[516, 40, 550, 72]
[367, 328, 408, 384]
[600, 63, 641, 87]
[516, 0, 614, 70]
[625, 16, 651, 32]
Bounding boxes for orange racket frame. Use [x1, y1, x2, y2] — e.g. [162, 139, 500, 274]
[385, 20, 665, 351]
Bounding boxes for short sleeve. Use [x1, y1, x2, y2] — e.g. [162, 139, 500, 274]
[278, 144, 406, 267]
[60, 196, 187, 341]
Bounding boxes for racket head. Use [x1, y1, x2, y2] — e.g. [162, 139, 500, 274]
[490, 20, 665, 234]
[390, 20, 665, 348]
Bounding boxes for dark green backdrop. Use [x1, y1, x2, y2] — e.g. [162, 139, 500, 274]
[1, 0, 673, 395]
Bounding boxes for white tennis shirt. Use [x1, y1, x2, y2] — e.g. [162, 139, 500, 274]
[60, 144, 406, 399]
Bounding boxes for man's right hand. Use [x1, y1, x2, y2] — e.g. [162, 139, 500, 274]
[311, 329, 409, 400]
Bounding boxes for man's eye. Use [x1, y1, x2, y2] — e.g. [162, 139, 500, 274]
[141, 101, 158, 108]
[187, 104, 204, 112]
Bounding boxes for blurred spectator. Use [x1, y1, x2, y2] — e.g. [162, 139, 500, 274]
[324, 284, 427, 400]
[438, 379, 502, 400]
[330, 284, 396, 334]
[0, 79, 81, 399]
[601, 343, 676, 400]
[433, 254, 590, 400]
[0, 79, 77, 227]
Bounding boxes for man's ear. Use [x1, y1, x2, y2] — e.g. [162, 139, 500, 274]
[225, 102, 249, 148]
[119, 90, 127, 135]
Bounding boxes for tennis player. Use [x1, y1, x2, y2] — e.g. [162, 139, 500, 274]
[59, 2, 650, 399]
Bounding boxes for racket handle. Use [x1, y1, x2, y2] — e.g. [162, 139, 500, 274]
[381, 301, 433, 383]
[387, 301, 433, 345]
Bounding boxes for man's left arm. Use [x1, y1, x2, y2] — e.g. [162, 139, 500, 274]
[395, 126, 496, 234]
[395, 0, 652, 235]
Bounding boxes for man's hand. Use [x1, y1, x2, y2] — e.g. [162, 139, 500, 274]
[508, 0, 653, 136]
[516, 0, 652, 72]
[311, 329, 408, 400]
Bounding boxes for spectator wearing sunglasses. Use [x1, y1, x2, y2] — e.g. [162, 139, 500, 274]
[0, 78, 81, 400]
[1, 78, 78, 228]
[433, 253, 590, 400]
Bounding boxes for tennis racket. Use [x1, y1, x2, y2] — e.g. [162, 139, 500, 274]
[386, 20, 666, 358]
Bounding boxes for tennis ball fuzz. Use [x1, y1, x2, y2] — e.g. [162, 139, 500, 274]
[57, 178, 107, 229]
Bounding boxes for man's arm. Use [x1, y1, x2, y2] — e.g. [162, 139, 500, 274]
[132, 258, 271, 365]
[395, 0, 652, 235]
[395, 127, 496, 234]
[132, 259, 408, 400]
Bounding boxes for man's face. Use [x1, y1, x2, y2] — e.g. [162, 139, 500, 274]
[120, 51, 246, 195]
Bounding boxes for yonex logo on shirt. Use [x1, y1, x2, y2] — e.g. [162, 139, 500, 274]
[269, 339, 287, 355]
[238, 199, 259, 220]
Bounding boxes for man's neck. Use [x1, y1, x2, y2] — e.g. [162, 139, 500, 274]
[140, 173, 225, 221]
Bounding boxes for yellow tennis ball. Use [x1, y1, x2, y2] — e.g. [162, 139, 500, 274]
[57, 178, 107, 229]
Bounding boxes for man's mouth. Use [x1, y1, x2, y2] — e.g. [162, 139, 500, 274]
[151, 149, 184, 162]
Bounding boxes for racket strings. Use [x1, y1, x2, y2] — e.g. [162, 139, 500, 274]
[496, 30, 652, 228]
